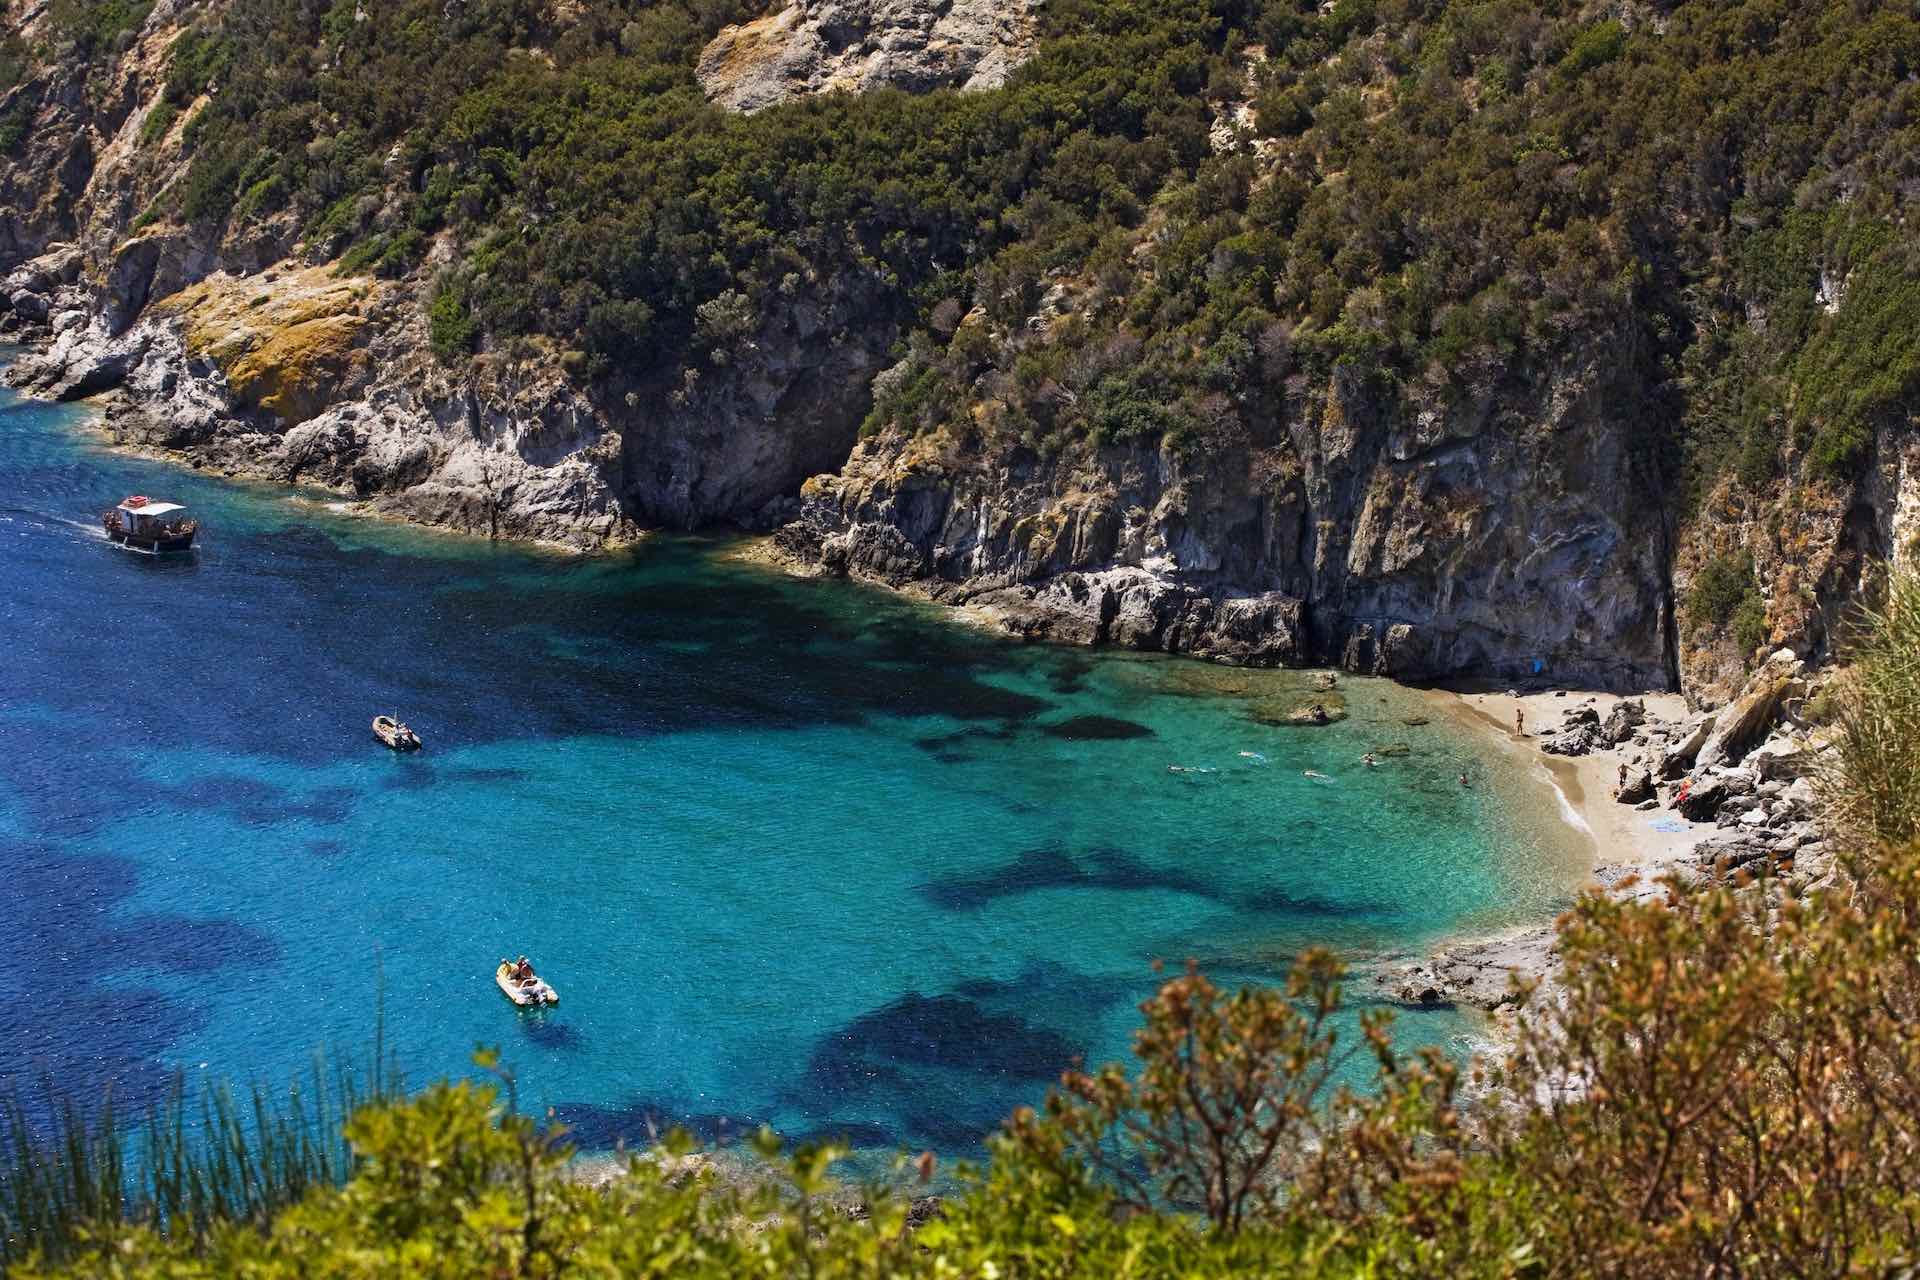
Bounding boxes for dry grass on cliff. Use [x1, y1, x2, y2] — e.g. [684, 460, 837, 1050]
[1820, 563, 1920, 849]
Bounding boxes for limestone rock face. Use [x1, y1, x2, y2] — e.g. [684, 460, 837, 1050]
[697, 0, 1041, 113]
[779, 347, 1676, 685]
[4, 262, 633, 549]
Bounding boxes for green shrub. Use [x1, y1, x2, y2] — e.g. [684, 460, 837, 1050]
[136, 99, 176, 147]
[0, 103, 27, 155]
[1560, 19, 1626, 77]
[46, 0, 151, 57]
[1731, 596, 1770, 656]
[427, 284, 478, 359]
[1823, 564, 1920, 846]
[1689, 551, 1756, 629]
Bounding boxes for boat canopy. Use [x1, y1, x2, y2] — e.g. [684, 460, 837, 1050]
[119, 500, 186, 516]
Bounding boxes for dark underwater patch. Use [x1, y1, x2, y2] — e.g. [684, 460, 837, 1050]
[517, 1016, 585, 1052]
[1045, 655, 1095, 694]
[550, 1098, 764, 1150]
[788, 1119, 898, 1149]
[164, 775, 355, 827]
[97, 916, 282, 973]
[378, 764, 532, 793]
[2, 988, 199, 1130]
[775, 991, 1088, 1153]
[911, 725, 1019, 762]
[945, 962, 1139, 1040]
[806, 993, 1079, 1087]
[1237, 886, 1385, 919]
[921, 845, 1216, 911]
[0, 844, 274, 1119]
[1039, 715, 1154, 741]
[550, 1096, 899, 1153]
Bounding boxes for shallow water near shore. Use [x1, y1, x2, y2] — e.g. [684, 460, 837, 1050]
[0, 366, 1588, 1164]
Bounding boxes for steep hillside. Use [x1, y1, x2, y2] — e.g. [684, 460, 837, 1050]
[1, 0, 1916, 691]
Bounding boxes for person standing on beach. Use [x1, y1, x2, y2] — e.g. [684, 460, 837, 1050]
[1515, 707, 1525, 735]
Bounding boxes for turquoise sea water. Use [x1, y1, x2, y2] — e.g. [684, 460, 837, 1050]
[0, 365, 1588, 1161]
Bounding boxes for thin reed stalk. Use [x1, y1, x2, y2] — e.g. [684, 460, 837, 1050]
[1821, 563, 1920, 848]
[0, 1045, 401, 1268]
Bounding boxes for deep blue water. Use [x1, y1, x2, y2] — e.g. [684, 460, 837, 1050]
[0, 366, 1587, 1162]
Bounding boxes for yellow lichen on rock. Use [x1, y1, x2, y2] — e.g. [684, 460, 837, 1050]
[155, 264, 380, 426]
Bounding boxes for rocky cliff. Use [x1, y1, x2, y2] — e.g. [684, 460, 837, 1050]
[8, 257, 633, 545]
[2, 0, 1917, 700]
[775, 339, 1676, 688]
[0, 0, 899, 546]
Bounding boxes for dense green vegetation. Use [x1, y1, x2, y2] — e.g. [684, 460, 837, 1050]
[7, 567, 1920, 1275]
[45, 0, 153, 58]
[1686, 549, 1768, 655]
[39, 0, 1912, 491]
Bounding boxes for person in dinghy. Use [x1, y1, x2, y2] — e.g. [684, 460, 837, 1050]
[495, 954, 559, 1006]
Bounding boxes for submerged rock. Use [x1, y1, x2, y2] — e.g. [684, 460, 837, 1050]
[1038, 715, 1154, 740]
[1250, 694, 1347, 727]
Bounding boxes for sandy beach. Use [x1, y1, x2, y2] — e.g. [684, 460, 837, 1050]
[1385, 683, 1718, 1011]
[1436, 685, 1702, 877]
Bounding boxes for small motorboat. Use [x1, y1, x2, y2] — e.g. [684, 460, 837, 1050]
[496, 959, 558, 1007]
[371, 716, 422, 751]
[103, 495, 198, 554]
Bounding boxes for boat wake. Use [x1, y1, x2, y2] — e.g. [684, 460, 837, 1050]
[0, 505, 106, 539]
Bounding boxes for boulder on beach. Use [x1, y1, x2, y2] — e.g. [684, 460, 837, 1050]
[1601, 698, 1645, 745]
[1616, 769, 1655, 805]
[1676, 777, 1730, 822]
[1659, 710, 1719, 778]
[1696, 650, 1803, 770]
[1541, 723, 1600, 756]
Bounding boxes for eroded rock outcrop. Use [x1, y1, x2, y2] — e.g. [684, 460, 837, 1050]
[5, 262, 633, 547]
[697, 0, 1040, 113]
[776, 346, 1675, 686]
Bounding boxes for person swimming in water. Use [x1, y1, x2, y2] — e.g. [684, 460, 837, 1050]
[1459, 771, 1471, 787]
[1361, 752, 1378, 767]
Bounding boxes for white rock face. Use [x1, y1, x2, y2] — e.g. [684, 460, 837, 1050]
[697, 0, 1041, 113]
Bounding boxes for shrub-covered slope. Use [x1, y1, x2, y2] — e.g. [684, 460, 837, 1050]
[2, 0, 1918, 688]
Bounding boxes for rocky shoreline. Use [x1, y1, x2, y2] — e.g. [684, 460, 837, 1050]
[0, 230, 1846, 1024]
[2, 248, 641, 550]
[1384, 649, 1835, 1013]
